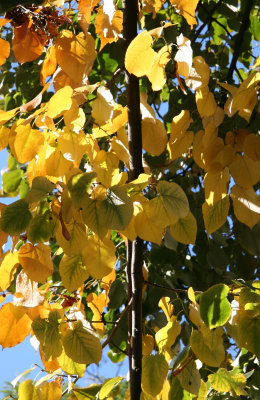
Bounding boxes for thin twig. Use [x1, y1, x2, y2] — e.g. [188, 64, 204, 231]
[102, 299, 132, 349]
[226, 0, 253, 81]
[172, 353, 195, 377]
[191, 0, 223, 44]
[107, 67, 124, 88]
[144, 280, 203, 294]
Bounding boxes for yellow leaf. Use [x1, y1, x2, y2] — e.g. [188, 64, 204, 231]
[244, 134, 260, 161]
[142, 354, 168, 397]
[0, 107, 19, 126]
[55, 30, 96, 83]
[60, 253, 89, 292]
[45, 146, 73, 178]
[87, 292, 107, 335]
[47, 86, 73, 119]
[196, 86, 217, 117]
[125, 31, 156, 77]
[146, 45, 171, 91]
[142, 334, 154, 355]
[63, 101, 86, 131]
[0, 126, 9, 150]
[229, 154, 260, 188]
[231, 185, 260, 229]
[185, 56, 210, 91]
[134, 202, 164, 245]
[190, 326, 225, 367]
[92, 86, 114, 125]
[171, 110, 192, 135]
[141, 0, 164, 18]
[142, 118, 168, 156]
[58, 129, 87, 162]
[168, 130, 193, 161]
[177, 360, 201, 395]
[170, 0, 199, 28]
[56, 219, 88, 256]
[39, 345, 60, 373]
[77, 0, 99, 34]
[82, 235, 116, 279]
[18, 243, 54, 283]
[169, 211, 197, 244]
[0, 38, 10, 66]
[147, 181, 189, 228]
[92, 103, 128, 138]
[0, 303, 31, 348]
[9, 123, 44, 164]
[202, 196, 230, 235]
[38, 381, 62, 400]
[95, 3, 123, 50]
[0, 251, 19, 291]
[40, 45, 57, 85]
[158, 297, 174, 322]
[174, 34, 193, 78]
[203, 167, 230, 205]
[155, 318, 181, 352]
[81, 197, 108, 239]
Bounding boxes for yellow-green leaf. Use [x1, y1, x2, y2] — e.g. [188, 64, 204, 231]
[142, 354, 168, 397]
[177, 361, 201, 396]
[155, 318, 181, 352]
[202, 196, 229, 235]
[58, 347, 86, 377]
[169, 212, 197, 244]
[208, 368, 247, 396]
[62, 320, 102, 365]
[99, 377, 123, 399]
[82, 236, 116, 279]
[59, 253, 89, 292]
[190, 326, 225, 367]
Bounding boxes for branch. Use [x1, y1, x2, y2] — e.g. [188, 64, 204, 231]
[191, 0, 223, 44]
[102, 299, 132, 349]
[172, 353, 195, 377]
[226, 0, 254, 81]
[144, 280, 203, 294]
[123, 1, 144, 398]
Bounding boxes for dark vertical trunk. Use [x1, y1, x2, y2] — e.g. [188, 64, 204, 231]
[123, 1, 144, 399]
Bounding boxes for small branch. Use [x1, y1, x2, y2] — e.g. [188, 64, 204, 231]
[191, 0, 223, 44]
[102, 299, 132, 349]
[107, 68, 124, 88]
[144, 280, 203, 294]
[110, 340, 128, 356]
[172, 353, 195, 377]
[226, 0, 253, 81]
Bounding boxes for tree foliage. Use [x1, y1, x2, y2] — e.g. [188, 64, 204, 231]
[0, 0, 259, 399]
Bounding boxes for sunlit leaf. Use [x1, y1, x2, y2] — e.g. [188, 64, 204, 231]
[47, 86, 73, 119]
[200, 284, 231, 328]
[0, 199, 32, 235]
[177, 361, 201, 396]
[0, 38, 10, 66]
[208, 368, 247, 396]
[0, 251, 20, 291]
[18, 243, 53, 283]
[0, 303, 31, 348]
[59, 253, 89, 292]
[231, 185, 260, 229]
[99, 377, 123, 399]
[190, 326, 225, 367]
[202, 196, 229, 235]
[142, 118, 168, 156]
[125, 30, 156, 77]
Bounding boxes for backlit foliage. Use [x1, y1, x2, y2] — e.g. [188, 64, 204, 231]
[0, 0, 259, 399]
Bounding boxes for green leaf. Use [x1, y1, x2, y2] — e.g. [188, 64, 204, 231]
[169, 377, 196, 400]
[0, 199, 32, 235]
[2, 169, 22, 194]
[190, 326, 225, 367]
[208, 368, 247, 396]
[62, 320, 102, 365]
[32, 310, 62, 360]
[99, 377, 123, 399]
[81, 197, 108, 238]
[200, 284, 231, 328]
[250, 9, 260, 41]
[73, 384, 103, 400]
[142, 353, 168, 397]
[68, 172, 97, 207]
[177, 361, 201, 396]
[27, 211, 58, 243]
[59, 253, 89, 292]
[26, 177, 55, 203]
[99, 186, 133, 231]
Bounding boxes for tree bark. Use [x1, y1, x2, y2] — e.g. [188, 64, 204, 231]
[123, 1, 144, 399]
